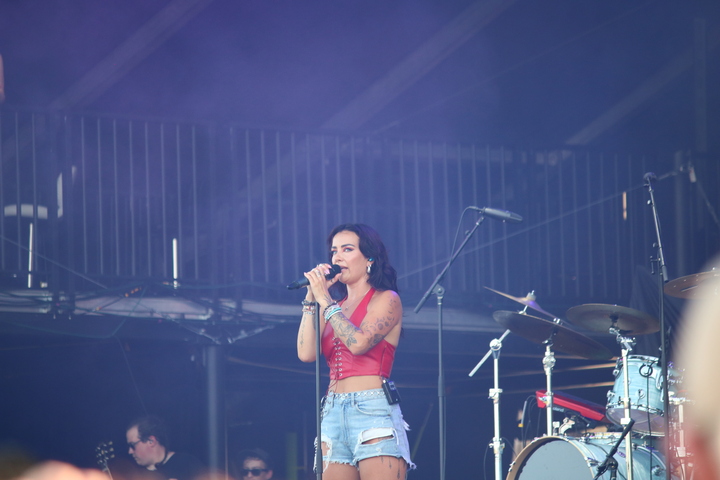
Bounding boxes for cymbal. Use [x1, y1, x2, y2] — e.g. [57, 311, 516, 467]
[664, 270, 720, 299]
[485, 286, 557, 318]
[493, 310, 613, 360]
[566, 304, 659, 335]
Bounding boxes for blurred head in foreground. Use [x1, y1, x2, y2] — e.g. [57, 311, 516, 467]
[12, 461, 107, 480]
[676, 268, 720, 480]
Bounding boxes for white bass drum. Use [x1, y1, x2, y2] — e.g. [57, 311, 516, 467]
[507, 435, 676, 480]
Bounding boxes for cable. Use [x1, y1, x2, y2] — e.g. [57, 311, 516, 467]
[483, 440, 491, 480]
[0, 232, 107, 289]
[114, 337, 148, 415]
[519, 395, 534, 446]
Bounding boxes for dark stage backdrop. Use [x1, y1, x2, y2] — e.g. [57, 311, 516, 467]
[0, 109, 717, 479]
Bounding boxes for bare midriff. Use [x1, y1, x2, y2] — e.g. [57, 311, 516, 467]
[330, 375, 383, 393]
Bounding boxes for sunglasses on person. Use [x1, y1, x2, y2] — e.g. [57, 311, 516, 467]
[240, 468, 269, 477]
[127, 439, 144, 450]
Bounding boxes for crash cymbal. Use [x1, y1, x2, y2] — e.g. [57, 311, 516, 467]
[664, 270, 720, 299]
[566, 304, 659, 335]
[485, 286, 557, 318]
[493, 310, 613, 360]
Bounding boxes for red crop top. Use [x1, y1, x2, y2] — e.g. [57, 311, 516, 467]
[321, 287, 396, 381]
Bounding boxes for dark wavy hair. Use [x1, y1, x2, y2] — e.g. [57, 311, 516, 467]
[327, 223, 398, 299]
[236, 448, 273, 470]
[127, 415, 171, 449]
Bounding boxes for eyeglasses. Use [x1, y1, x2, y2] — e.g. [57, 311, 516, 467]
[240, 468, 269, 477]
[127, 440, 144, 450]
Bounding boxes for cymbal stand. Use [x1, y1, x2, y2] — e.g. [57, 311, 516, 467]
[541, 334, 557, 437]
[469, 329, 511, 480]
[612, 326, 636, 480]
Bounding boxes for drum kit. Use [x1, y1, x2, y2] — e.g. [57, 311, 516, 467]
[477, 270, 718, 480]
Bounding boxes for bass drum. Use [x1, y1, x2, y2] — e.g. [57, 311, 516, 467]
[507, 435, 675, 480]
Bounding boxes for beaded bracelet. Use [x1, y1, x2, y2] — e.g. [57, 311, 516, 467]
[324, 306, 342, 323]
[323, 302, 341, 323]
[302, 300, 317, 315]
[322, 301, 338, 316]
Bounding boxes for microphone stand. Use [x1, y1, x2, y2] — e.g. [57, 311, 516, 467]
[644, 173, 671, 480]
[314, 308, 323, 480]
[593, 419, 635, 480]
[414, 215, 486, 480]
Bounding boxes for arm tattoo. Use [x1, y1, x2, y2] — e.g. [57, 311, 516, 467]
[299, 317, 305, 347]
[298, 314, 315, 347]
[364, 296, 398, 346]
[329, 312, 360, 347]
[330, 295, 400, 350]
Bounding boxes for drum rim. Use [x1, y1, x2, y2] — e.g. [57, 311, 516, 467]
[507, 436, 593, 480]
[506, 434, 668, 480]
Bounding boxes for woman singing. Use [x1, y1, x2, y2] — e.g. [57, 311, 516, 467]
[296, 223, 415, 480]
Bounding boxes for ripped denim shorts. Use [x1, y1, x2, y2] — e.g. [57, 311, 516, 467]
[316, 388, 416, 470]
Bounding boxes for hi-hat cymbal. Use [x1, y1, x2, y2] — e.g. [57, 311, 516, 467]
[493, 310, 613, 360]
[485, 286, 557, 318]
[566, 304, 659, 335]
[664, 270, 720, 299]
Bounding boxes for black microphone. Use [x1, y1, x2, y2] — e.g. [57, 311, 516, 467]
[469, 206, 523, 223]
[287, 264, 341, 290]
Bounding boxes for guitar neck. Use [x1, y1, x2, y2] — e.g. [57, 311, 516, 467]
[95, 441, 115, 480]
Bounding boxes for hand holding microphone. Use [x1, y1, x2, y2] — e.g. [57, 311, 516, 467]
[287, 264, 341, 290]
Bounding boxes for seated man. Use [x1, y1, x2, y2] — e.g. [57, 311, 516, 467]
[232, 449, 273, 480]
[126, 415, 205, 480]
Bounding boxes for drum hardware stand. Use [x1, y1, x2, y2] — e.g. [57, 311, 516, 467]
[469, 329, 511, 480]
[541, 329, 558, 437]
[669, 394, 694, 480]
[558, 417, 574, 435]
[611, 326, 636, 480]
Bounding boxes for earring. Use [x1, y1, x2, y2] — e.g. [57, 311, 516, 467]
[366, 263, 372, 274]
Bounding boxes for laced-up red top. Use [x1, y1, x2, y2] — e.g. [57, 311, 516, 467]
[321, 287, 396, 381]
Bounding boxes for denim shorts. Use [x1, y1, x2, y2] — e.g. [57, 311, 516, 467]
[316, 388, 416, 470]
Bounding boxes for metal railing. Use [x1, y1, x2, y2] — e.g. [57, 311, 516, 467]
[1, 109, 715, 304]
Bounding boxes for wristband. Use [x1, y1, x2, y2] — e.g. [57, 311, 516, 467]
[323, 302, 341, 323]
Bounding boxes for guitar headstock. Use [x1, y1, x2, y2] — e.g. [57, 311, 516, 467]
[95, 441, 115, 471]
